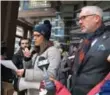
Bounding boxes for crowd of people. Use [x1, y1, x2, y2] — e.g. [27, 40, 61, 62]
[1, 5, 110, 95]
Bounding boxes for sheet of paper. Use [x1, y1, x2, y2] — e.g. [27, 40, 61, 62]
[68, 55, 75, 60]
[1, 60, 18, 71]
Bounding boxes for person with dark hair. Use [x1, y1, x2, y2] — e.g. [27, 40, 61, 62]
[13, 38, 31, 69]
[15, 23, 61, 95]
[12, 38, 32, 95]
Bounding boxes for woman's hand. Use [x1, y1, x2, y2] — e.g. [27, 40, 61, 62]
[49, 77, 64, 90]
[23, 48, 31, 58]
[49, 77, 71, 95]
[16, 69, 24, 77]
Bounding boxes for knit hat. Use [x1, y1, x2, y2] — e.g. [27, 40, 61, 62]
[44, 20, 52, 30]
[33, 24, 51, 40]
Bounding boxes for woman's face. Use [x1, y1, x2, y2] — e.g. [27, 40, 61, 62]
[33, 31, 44, 46]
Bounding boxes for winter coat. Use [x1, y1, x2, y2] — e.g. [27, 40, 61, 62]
[19, 46, 61, 95]
[71, 25, 110, 95]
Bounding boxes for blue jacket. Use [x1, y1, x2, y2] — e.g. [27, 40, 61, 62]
[99, 80, 110, 95]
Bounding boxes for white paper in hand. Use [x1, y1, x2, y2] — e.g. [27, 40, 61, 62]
[1, 60, 18, 71]
[39, 89, 47, 95]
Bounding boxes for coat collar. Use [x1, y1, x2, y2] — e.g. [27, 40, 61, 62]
[84, 24, 106, 41]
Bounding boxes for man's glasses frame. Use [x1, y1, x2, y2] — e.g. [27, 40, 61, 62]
[78, 14, 97, 21]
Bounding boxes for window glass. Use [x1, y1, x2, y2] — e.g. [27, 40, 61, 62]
[27, 30, 31, 38]
[103, 10, 110, 21]
[14, 37, 21, 54]
[16, 26, 24, 37]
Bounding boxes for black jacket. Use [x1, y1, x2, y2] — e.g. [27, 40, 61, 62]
[1, 56, 14, 83]
[12, 49, 24, 69]
[1, 64, 14, 83]
[72, 25, 110, 95]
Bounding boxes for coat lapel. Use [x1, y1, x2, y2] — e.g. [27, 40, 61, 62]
[80, 32, 109, 68]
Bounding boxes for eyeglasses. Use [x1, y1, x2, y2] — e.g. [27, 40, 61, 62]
[78, 14, 96, 21]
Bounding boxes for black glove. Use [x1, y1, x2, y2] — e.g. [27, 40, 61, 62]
[13, 77, 19, 91]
